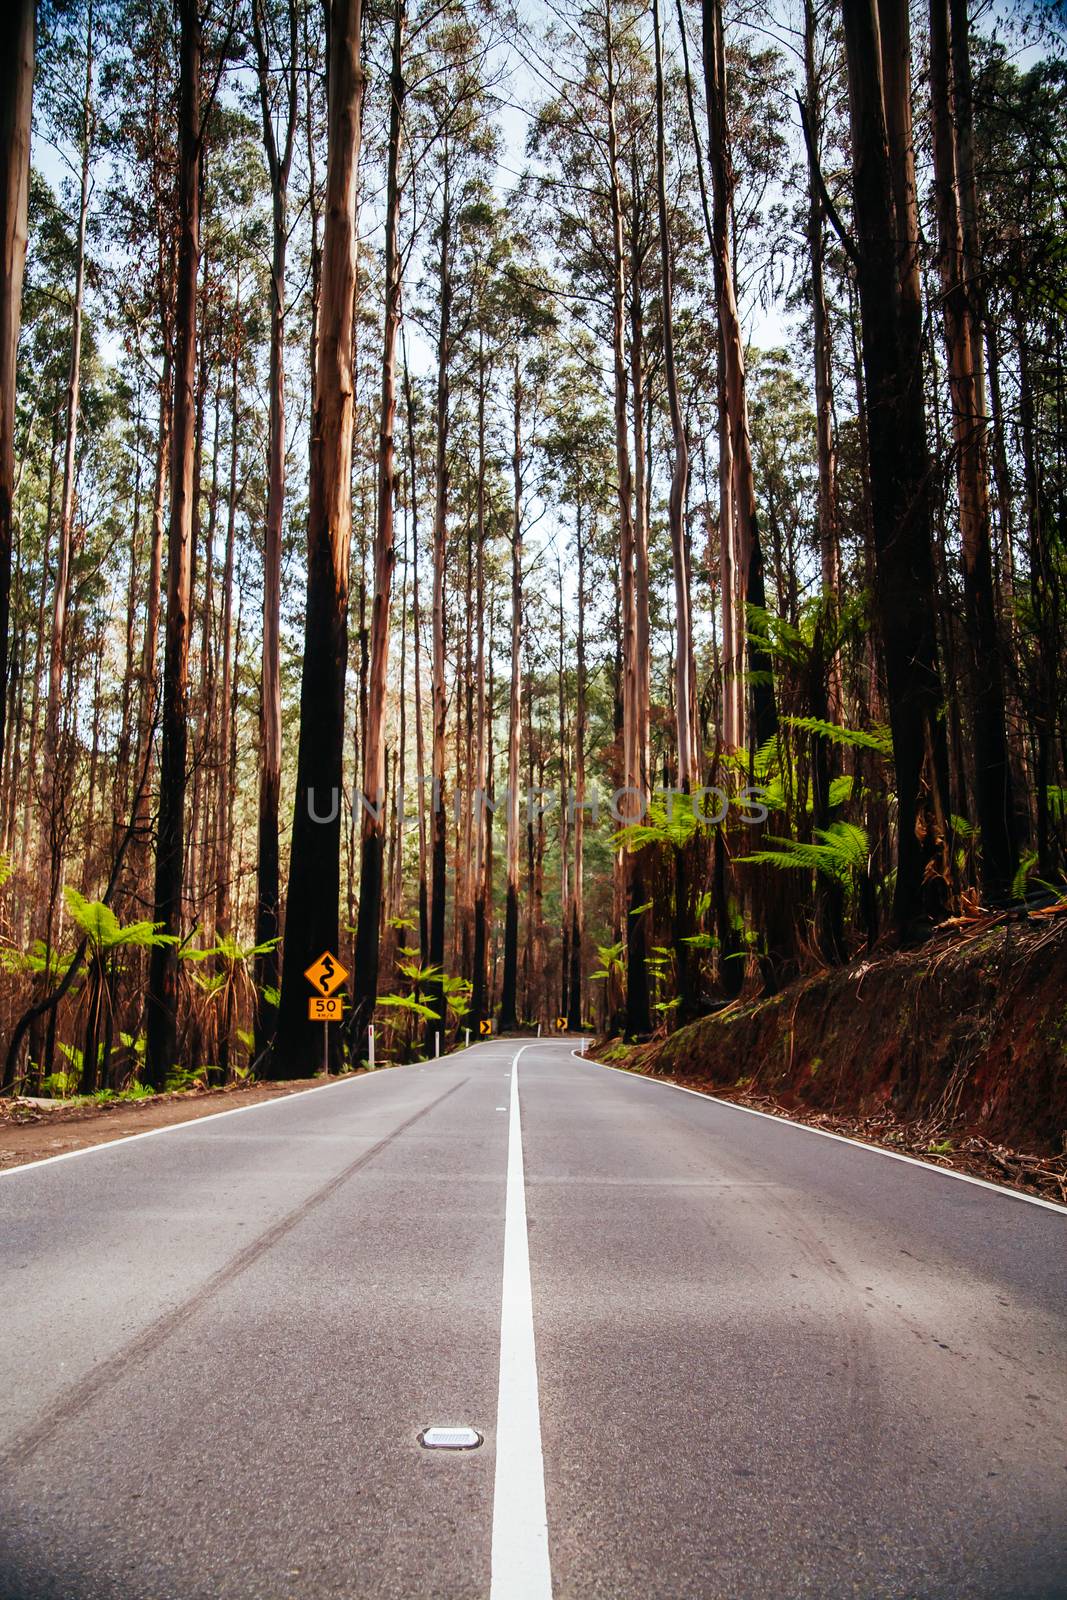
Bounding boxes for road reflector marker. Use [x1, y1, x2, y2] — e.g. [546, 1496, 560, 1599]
[419, 1426, 483, 1450]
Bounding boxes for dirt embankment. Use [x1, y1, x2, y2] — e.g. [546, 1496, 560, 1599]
[619, 916, 1067, 1204]
[0, 1074, 362, 1172]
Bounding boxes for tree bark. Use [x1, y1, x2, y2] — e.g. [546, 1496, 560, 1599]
[470, 334, 490, 1033]
[214, 338, 239, 947]
[146, 0, 202, 1085]
[252, 0, 299, 1053]
[702, 0, 777, 756]
[499, 353, 523, 1032]
[653, 0, 693, 788]
[38, 0, 94, 953]
[602, 9, 650, 1040]
[0, 0, 33, 776]
[273, 0, 364, 1075]
[842, 0, 953, 933]
[352, 0, 406, 1053]
[929, 0, 1016, 900]
[403, 352, 429, 964]
[424, 172, 451, 1053]
[802, 0, 841, 660]
[566, 503, 586, 1033]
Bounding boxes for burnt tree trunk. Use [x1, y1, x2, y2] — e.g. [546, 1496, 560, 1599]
[929, 0, 1016, 901]
[351, 0, 405, 1053]
[842, 0, 953, 933]
[273, 0, 364, 1076]
[146, 0, 202, 1085]
[252, 0, 299, 1053]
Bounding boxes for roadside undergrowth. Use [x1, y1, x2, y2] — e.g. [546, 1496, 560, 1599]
[591, 917, 1067, 1206]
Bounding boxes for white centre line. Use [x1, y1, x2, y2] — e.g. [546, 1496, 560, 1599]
[490, 1046, 552, 1600]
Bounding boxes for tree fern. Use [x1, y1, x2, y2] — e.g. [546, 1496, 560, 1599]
[783, 715, 892, 755]
[738, 822, 870, 885]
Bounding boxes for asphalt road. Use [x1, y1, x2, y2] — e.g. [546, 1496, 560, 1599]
[1, 1040, 1064, 1599]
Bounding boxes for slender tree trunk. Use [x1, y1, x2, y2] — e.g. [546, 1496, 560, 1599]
[566, 503, 586, 1034]
[802, 0, 842, 717]
[499, 353, 523, 1032]
[0, 0, 33, 776]
[929, 0, 1015, 900]
[471, 338, 490, 1032]
[654, 0, 698, 1021]
[19, 425, 56, 902]
[403, 353, 429, 963]
[38, 1, 94, 954]
[603, 11, 649, 1040]
[424, 174, 451, 1052]
[557, 556, 569, 1024]
[214, 341, 239, 945]
[185, 258, 210, 934]
[702, 0, 777, 756]
[654, 0, 693, 788]
[113, 391, 144, 850]
[146, 0, 202, 1085]
[272, 0, 364, 1076]
[1016, 324, 1057, 883]
[252, 0, 298, 1053]
[352, 0, 405, 1052]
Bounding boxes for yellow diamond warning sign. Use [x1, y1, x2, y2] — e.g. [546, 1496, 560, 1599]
[305, 950, 348, 998]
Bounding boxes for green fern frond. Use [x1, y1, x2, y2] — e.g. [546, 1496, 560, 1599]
[784, 715, 893, 755]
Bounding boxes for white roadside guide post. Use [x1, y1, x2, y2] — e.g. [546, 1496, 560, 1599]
[465, 1027, 470, 1049]
[434, 1030, 440, 1060]
[368, 1025, 375, 1070]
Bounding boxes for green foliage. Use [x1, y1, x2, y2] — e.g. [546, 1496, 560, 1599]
[377, 992, 440, 1022]
[614, 800, 697, 853]
[64, 888, 173, 954]
[118, 1081, 154, 1101]
[164, 1065, 206, 1093]
[181, 935, 277, 967]
[782, 716, 893, 755]
[589, 941, 625, 982]
[41, 1070, 77, 1098]
[738, 822, 870, 886]
[439, 973, 473, 1021]
[1013, 850, 1039, 899]
[0, 939, 77, 982]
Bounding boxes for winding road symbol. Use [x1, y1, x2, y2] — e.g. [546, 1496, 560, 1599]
[304, 950, 348, 998]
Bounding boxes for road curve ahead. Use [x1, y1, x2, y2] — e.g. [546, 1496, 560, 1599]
[0, 1040, 1064, 1599]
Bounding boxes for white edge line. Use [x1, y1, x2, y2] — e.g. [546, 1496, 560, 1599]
[489, 1043, 552, 1600]
[0, 1067, 380, 1180]
[569, 1048, 1067, 1217]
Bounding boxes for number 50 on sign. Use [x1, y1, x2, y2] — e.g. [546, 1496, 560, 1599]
[309, 994, 343, 1022]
